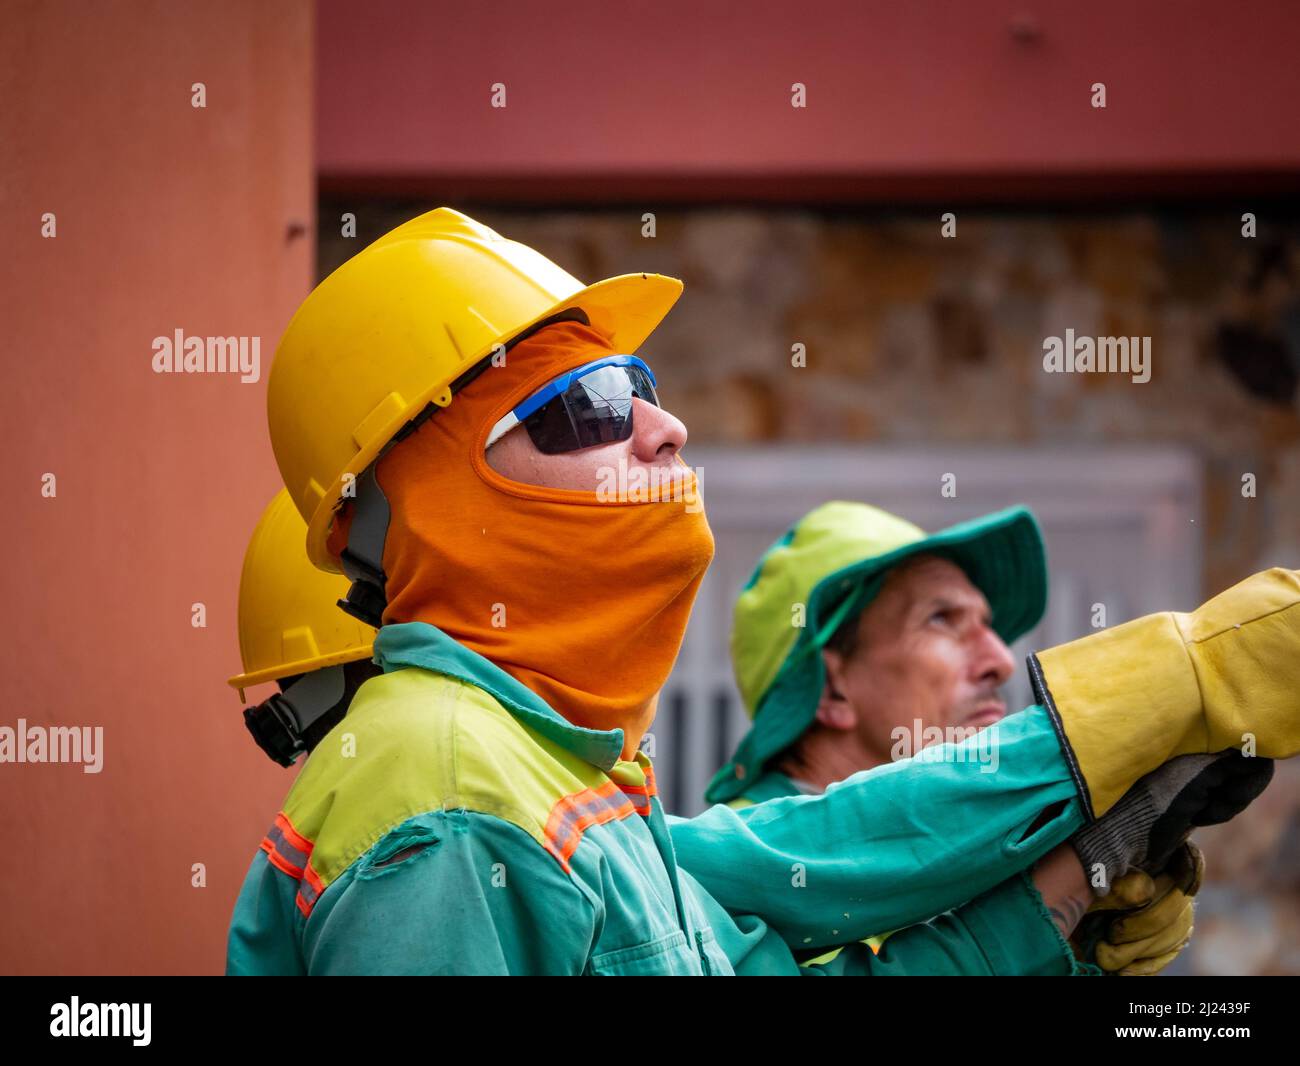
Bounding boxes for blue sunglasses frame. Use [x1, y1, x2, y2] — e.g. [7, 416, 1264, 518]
[486, 354, 659, 450]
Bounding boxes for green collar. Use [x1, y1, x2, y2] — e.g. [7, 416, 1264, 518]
[373, 622, 626, 772]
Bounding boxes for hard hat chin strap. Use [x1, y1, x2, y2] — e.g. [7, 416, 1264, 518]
[243, 664, 348, 767]
[337, 466, 391, 629]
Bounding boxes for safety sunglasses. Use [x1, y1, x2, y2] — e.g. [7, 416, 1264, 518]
[485, 355, 660, 454]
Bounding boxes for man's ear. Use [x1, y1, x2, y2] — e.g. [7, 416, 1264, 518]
[814, 648, 857, 732]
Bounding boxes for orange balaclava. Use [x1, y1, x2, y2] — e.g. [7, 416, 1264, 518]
[331, 320, 715, 757]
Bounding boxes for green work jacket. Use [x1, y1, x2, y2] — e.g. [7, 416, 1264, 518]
[225, 622, 1091, 975]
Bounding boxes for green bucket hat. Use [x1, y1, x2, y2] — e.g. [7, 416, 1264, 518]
[705, 501, 1048, 804]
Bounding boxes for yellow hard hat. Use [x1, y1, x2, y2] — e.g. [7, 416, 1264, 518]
[227, 489, 376, 700]
[267, 206, 684, 571]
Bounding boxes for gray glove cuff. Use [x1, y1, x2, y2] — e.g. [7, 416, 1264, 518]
[1069, 751, 1224, 896]
[1070, 789, 1160, 895]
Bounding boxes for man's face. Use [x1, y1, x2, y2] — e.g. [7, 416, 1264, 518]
[819, 554, 1016, 766]
[485, 396, 690, 490]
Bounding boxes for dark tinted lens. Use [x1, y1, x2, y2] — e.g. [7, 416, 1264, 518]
[522, 394, 586, 454]
[626, 365, 659, 407]
[522, 364, 654, 454]
[569, 364, 637, 445]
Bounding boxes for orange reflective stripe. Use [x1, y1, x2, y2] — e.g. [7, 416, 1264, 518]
[295, 862, 326, 918]
[618, 784, 652, 815]
[543, 780, 637, 872]
[257, 812, 329, 917]
[620, 790, 651, 816]
[609, 760, 657, 815]
[618, 762, 657, 814]
[260, 812, 314, 879]
[274, 812, 313, 854]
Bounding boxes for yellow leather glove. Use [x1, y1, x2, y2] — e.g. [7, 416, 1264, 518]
[1078, 841, 1202, 976]
[1029, 568, 1300, 818]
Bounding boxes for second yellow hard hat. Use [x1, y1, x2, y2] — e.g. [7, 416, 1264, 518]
[228, 489, 375, 700]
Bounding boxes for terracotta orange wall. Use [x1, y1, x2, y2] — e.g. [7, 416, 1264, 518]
[0, 1, 313, 974]
[317, 0, 1300, 201]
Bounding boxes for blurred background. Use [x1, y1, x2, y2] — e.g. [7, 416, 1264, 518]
[3, 0, 1298, 975]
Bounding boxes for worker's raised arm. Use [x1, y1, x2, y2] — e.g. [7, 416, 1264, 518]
[669, 701, 1084, 948]
[671, 568, 1300, 949]
[678, 858, 1097, 977]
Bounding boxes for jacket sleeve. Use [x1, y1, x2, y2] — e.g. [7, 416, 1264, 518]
[798, 872, 1101, 976]
[683, 867, 1098, 976]
[299, 809, 599, 975]
[669, 703, 1087, 949]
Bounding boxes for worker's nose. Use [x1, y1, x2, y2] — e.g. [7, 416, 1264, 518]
[971, 626, 1016, 688]
[631, 397, 688, 463]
